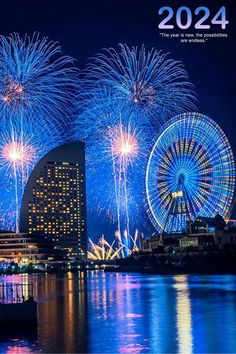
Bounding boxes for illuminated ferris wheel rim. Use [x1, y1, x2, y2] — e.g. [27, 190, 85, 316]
[146, 112, 235, 233]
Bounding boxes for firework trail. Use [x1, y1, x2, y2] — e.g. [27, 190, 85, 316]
[0, 125, 36, 231]
[76, 98, 149, 244]
[108, 123, 139, 255]
[76, 44, 197, 241]
[0, 119, 64, 232]
[0, 33, 79, 231]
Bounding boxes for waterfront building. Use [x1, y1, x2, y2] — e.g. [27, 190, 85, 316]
[0, 231, 57, 263]
[188, 214, 226, 234]
[20, 142, 87, 258]
[141, 232, 161, 252]
[141, 214, 236, 252]
[189, 215, 236, 249]
[178, 235, 215, 249]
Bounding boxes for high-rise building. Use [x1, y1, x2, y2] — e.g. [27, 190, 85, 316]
[20, 142, 87, 258]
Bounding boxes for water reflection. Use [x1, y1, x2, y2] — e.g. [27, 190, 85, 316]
[173, 275, 193, 354]
[37, 272, 88, 353]
[87, 272, 149, 353]
[0, 272, 235, 353]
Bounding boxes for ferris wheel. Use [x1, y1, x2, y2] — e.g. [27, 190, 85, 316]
[146, 112, 235, 233]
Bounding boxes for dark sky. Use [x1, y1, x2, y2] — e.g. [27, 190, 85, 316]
[1, 0, 236, 236]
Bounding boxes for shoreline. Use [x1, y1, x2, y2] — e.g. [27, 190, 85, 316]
[104, 265, 236, 275]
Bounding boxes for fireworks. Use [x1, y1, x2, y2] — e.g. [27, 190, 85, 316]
[76, 100, 149, 228]
[109, 124, 139, 165]
[0, 118, 63, 232]
[0, 34, 200, 246]
[2, 138, 35, 171]
[115, 229, 141, 255]
[88, 230, 141, 261]
[2, 80, 24, 108]
[0, 125, 36, 232]
[0, 32, 79, 132]
[88, 235, 123, 261]
[84, 44, 197, 126]
[0, 32, 78, 232]
[107, 123, 141, 254]
[75, 43, 197, 242]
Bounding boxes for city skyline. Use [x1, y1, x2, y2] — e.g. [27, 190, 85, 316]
[0, 0, 235, 239]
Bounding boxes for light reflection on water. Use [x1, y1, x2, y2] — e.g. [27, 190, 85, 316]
[173, 275, 193, 354]
[0, 272, 235, 353]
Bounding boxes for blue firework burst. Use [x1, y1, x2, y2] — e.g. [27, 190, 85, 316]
[83, 44, 197, 127]
[75, 102, 150, 236]
[0, 117, 63, 231]
[0, 32, 79, 132]
[0, 32, 79, 230]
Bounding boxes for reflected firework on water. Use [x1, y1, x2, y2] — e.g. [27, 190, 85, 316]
[1, 273, 235, 353]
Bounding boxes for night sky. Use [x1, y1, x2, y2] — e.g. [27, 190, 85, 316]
[1, 0, 236, 236]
